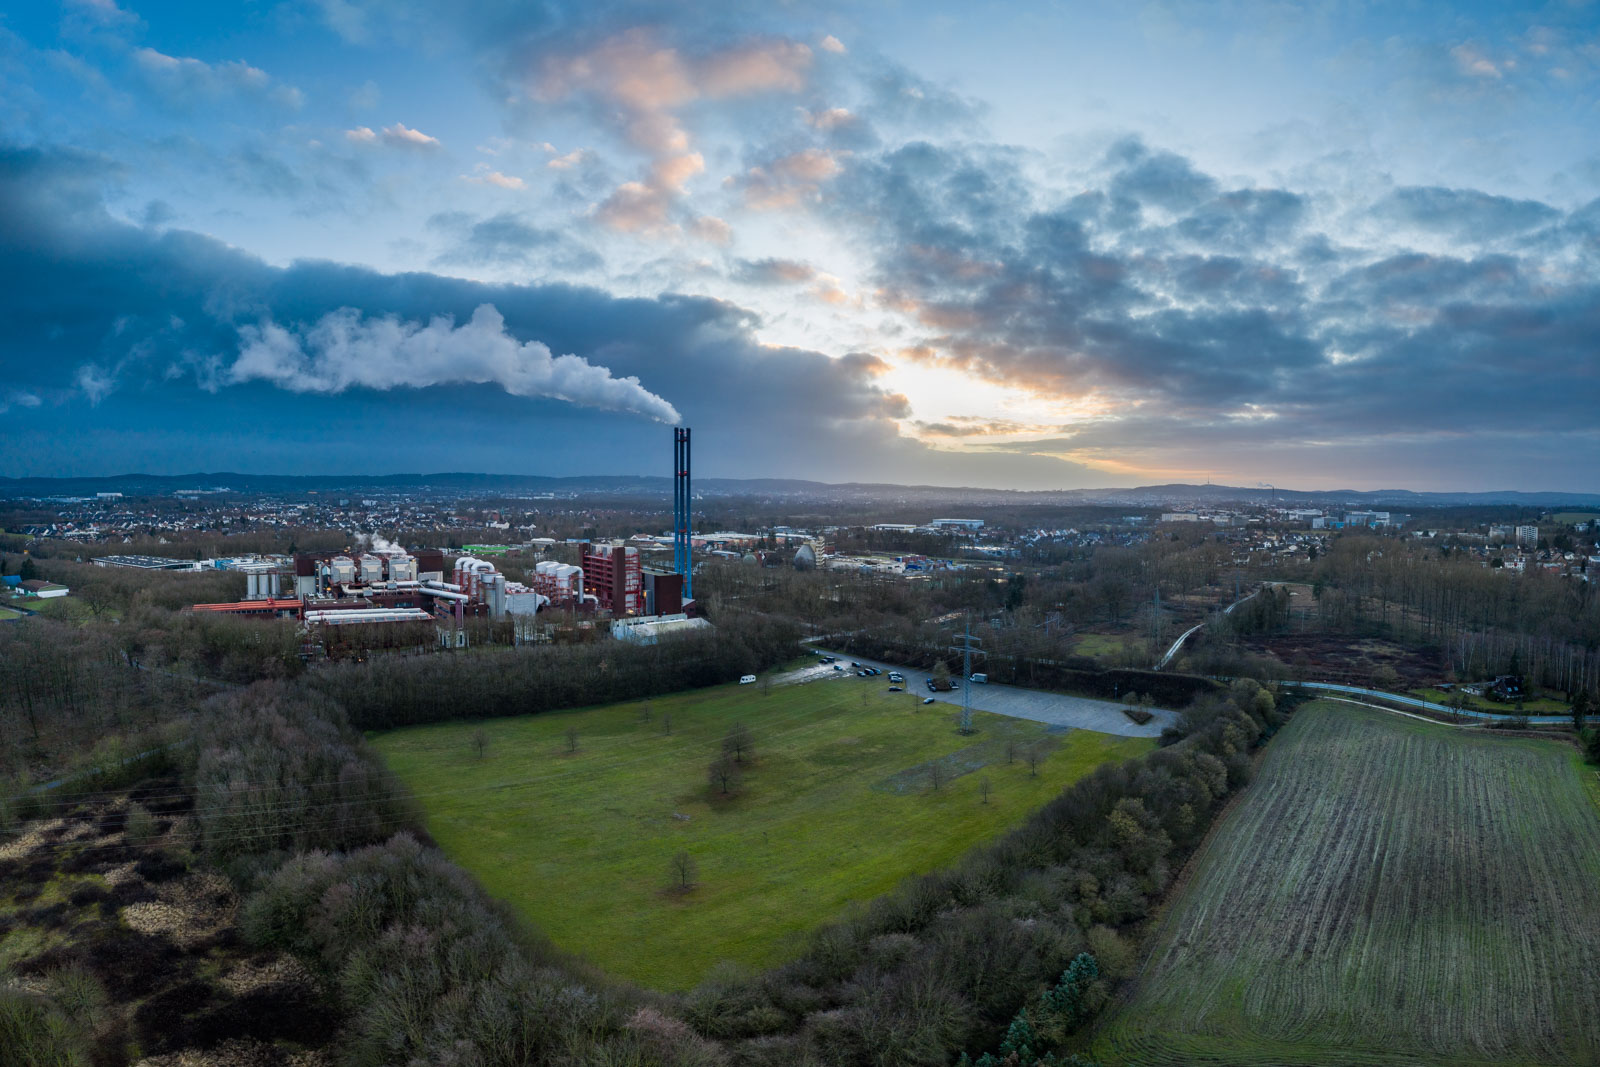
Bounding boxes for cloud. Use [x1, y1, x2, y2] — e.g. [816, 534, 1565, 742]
[822, 134, 1600, 487]
[731, 258, 816, 285]
[2, 142, 1016, 486]
[688, 215, 731, 244]
[547, 148, 592, 170]
[0, 389, 42, 415]
[535, 28, 813, 235]
[1374, 186, 1561, 241]
[1451, 43, 1503, 80]
[131, 47, 301, 108]
[912, 416, 1050, 438]
[66, 0, 138, 26]
[426, 210, 601, 271]
[461, 165, 526, 189]
[1106, 136, 1217, 213]
[820, 35, 846, 54]
[727, 148, 840, 209]
[381, 122, 440, 148]
[230, 304, 680, 422]
[344, 126, 377, 144]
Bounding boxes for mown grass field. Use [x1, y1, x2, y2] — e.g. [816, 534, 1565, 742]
[373, 676, 1152, 990]
[1094, 700, 1600, 1066]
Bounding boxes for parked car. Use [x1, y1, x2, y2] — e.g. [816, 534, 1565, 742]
[926, 679, 938, 690]
[888, 686, 903, 692]
[833, 664, 845, 671]
[888, 672, 904, 683]
[922, 697, 936, 705]
[857, 670, 871, 677]
[970, 673, 988, 684]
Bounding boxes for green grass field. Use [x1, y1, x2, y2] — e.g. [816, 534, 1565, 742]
[1551, 511, 1599, 525]
[1070, 633, 1135, 660]
[1094, 701, 1600, 1066]
[0, 604, 22, 621]
[373, 677, 1152, 990]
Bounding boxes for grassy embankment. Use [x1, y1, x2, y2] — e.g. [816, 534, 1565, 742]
[373, 675, 1152, 990]
[1409, 685, 1568, 714]
[1094, 700, 1600, 1066]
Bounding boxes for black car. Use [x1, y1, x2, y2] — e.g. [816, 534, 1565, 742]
[888, 685, 903, 692]
[925, 679, 938, 691]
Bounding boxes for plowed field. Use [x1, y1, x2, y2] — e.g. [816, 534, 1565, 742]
[1095, 700, 1600, 1066]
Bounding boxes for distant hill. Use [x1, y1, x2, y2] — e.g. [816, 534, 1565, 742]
[1, 472, 1597, 508]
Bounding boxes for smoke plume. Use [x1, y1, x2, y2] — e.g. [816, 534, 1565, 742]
[230, 303, 680, 422]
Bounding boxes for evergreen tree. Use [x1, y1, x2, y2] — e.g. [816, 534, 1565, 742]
[1000, 1009, 1036, 1063]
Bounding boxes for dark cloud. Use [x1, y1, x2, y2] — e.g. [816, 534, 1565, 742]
[1105, 136, 1218, 213]
[824, 135, 1600, 488]
[0, 141, 1089, 485]
[1375, 186, 1561, 241]
[1175, 188, 1307, 249]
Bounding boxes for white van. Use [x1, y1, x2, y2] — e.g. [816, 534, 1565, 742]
[739, 674, 757, 685]
[970, 673, 988, 684]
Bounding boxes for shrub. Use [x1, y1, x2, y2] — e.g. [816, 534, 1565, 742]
[0, 983, 89, 1067]
[123, 802, 158, 847]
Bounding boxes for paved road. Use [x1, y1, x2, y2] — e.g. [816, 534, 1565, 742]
[790, 649, 1178, 738]
[1286, 681, 1572, 724]
[1152, 586, 1263, 670]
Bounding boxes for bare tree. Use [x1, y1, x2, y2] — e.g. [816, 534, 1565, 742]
[979, 776, 992, 804]
[760, 675, 773, 697]
[471, 727, 488, 759]
[640, 702, 652, 723]
[709, 755, 742, 796]
[723, 722, 754, 764]
[669, 851, 697, 890]
[1025, 743, 1044, 777]
[1004, 738, 1018, 765]
[929, 761, 945, 792]
[565, 726, 578, 753]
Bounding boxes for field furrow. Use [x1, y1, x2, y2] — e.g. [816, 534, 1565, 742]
[1095, 700, 1600, 1066]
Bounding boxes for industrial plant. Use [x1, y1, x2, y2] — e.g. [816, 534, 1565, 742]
[180, 429, 703, 649]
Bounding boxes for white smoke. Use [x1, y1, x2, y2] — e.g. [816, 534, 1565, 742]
[356, 533, 406, 555]
[229, 303, 680, 422]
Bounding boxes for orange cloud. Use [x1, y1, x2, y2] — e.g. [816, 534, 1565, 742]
[728, 149, 841, 209]
[537, 29, 812, 236]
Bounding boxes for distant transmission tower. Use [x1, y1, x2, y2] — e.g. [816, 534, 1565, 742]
[950, 615, 981, 735]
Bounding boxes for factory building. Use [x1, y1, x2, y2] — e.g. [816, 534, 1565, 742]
[642, 569, 684, 616]
[189, 598, 303, 619]
[610, 612, 712, 644]
[582, 541, 645, 615]
[292, 549, 444, 600]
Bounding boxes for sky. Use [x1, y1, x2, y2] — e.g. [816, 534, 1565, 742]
[1, 0, 1598, 491]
